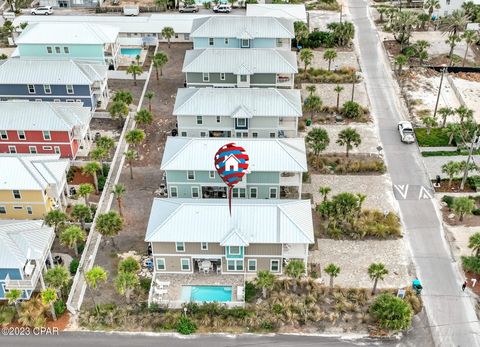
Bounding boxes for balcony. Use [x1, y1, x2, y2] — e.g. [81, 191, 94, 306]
[279, 172, 301, 186]
[5, 261, 41, 291]
[276, 75, 293, 88]
[283, 244, 307, 259]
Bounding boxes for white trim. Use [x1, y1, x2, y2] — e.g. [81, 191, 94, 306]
[169, 186, 178, 198]
[175, 242, 185, 252]
[28, 146, 37, 154]
[201, 242, 208, 251]
[17, 130, 26, 140]
[191, 186, 200, 198]
[270, 259, 280, 273]
[42, 131, 51, 141]
[0, 94, 91, 99]
[220, 72, 226, 80]
[209, 171, 215, 179]
[43, 84, 52, 94]
[269, 187, 278, 199]
[0, 130, 8, 140]
[152, 252, 284, 258]
[196, 116, 203, 125]
[27, 84, 35, 94]
[229, 245, 241, 255]
[66, 85, 75, 95]
[226, 259, 244, 271]
[247, 259, 257, 272]
[12, 190, 21, 199]
[202, 72, 210, 82]
[156, 258, 166, 270]
[249, 187, 257, 198]
[180, 258, 191, 271]
[8, 145, 16, 153]
[187, 170, 195, 181]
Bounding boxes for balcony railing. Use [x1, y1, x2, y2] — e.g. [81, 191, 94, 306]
[5, 263, 41, 290]
[279, 172, 301, 186]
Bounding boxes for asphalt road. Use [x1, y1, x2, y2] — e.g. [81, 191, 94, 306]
[347, 1, 480, 346]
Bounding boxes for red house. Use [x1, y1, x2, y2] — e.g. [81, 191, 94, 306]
[0, 101, 92, 159]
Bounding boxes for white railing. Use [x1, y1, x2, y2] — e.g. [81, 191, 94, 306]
[280, 173, 300, 186]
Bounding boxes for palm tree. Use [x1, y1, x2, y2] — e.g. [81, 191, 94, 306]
[78, 183, 95, 207]
[60, 225, 86, 257]
[153, 52, 168, 80]
[300, 48, 314, 71]
[135, 109, 153, 127]
[82, 162, 101, 194]
[423, 116, 438, 135]
[438, 107, 454, 128]
[446, 34, 461, 64]
[126, 64, 143, 86]
[96, 211, 123, 249]
[118, 257, 140, 273]
[44, 210, 68, 234]
[441, 10, 468, 37]
[44, 266, 70, 299]
[368, 263, 389, 295]
[18, 296, 46, 328]
[96, 136, 115, 152]
[377, 6, 388, 23]
[112, 184, 126, 217]
[323, 48, 337, 71]
[71, 203, 92, 230]
[336, 127, 361, 157]
[294, 21, 309, 47]
[40, 288, 57, 321]
[84, 266, 108, 306]
[461, 30, 479, 66]
[334, 85, 344, 111]
[5, 289, 22, 316]
[126, 128, 146, 152]
[418, 50, 429, 65]
[256, 271, 276, 299]
[113, 91, 133, 105]
[468, 232, 480, 256]
[145, 91, 155, 111]
[324, 263, 340, 289]
[319, 186, 331, 202]
[306, 85, 316, 98]
[455, 105, 473, 124]
[115, 271, 139, 304]
[284, 260, 305, 293]
[452, 196, 475, 221]
[418, 13, 430, 30]
[424, 0, 440, 19]
[327, 21, 355, 47]
[125, 150, 137, 180]
[161, 27, 175, 48]
[305, 128, 329, 167]
[90, 147, 108, 176]
[441, 161, 461, 187]
[109, 100, 129, 122]
[395, 54, 408, 74]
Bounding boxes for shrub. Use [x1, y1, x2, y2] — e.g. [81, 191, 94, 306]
[467, 176, 480, 190]
[260, 321, 274, 331]
[341, 101, 363, 119]
[175, 316, 197, 335]
[369, 293, 412, 331]
[0, 306, 16, 326]
[140, 278, 151, 293]
[302, 30, 336, 48]
[69, 258, 80, 275]
[414, 128, 452, 147]
[272, 303, 284, 314]
[54, 300, 66, 316]
[462, 256, 480, 274]
[67, 167, 76, 182]
[441, 195, 454, 208]
[473, 208, 480, 216]
[245, 281, 258, 303]
[118, 257, 140, 273]
[98, 176, 107, 192]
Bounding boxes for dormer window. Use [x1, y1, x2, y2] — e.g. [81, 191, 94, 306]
[209, 38, 214, 46]
[237, 118, 246, 127]
[241, 39, 250, 48]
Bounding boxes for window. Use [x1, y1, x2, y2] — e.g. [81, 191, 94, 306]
[12, 190, 21, 199]
[0, 206, 5, 214]
[176, 242, 185, 252]
[233, 188, 246, 198]
[54, 146, 61, 154]
[27, 85, 35, 94]
[208, 38, 214, 46]
[8, 146, 16, 153]
[42, 146, 52, 150]
[252, 132, 258, 138]
[241, 39, 249, 48]
[271, 260, 280, 272]
[269, 188, 278, 199]
[187, 171, 195, 180]
[181, 132, 187, 137]
[66, 85, 74, 94]
[209, 171, 215, 179]
[156, 258, 166, 270]
[250, 187, 257, 199]
[53, 99, 61, 102]
[17, 131, 25, 140]
[66, 99, 75, 103]
[35, 99, 42, 102]
[43, 84, 51, 94]
[220, 73, 225, 81]
[0, 130, 7, 139]
[227, 260, 244, 271]
[47, 46, 53, 54]
[216, 116, 221, 123]
[224, 38, 229, 45]
[201, 242, 208, 250]
[240, 75, 247, 82]
[175, 33, 179, 39]
[191, 187, 199, 198]
[202, 73, 209, 82]
[43, 131, 51, 140]
[181, 258, 190, 271]
[64, 47, 69, 54]
[26, 206, 33, 215]
[170, 186, 178, 198]
[184, 33, 190, 40]
[237, 118, 246, 127]
[229, 246, 240, 255]
[29, 146, 37, 154]
[196, 116, 203, 125]
[13, 206, 22, 210]
[200, 131, 207, 138]
[248, 259, 257, 272]
[55, 46, 61, 54]
[270, 132, 276, 138]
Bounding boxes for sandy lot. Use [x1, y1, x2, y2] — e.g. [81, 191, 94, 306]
[301, 82, 369, 108]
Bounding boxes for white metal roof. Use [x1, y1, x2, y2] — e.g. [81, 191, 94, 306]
[0, 59, 107, 85]
[190, 16, 294, 39]
[16, 22, 119, 45]
[174, 88, 302, 117]
[145, 199, 314, 245]
[182, 48, 297, 74]
[0, 220, 54, 269]
[13, 14, 210, 34]
[0, 101, 91, 132]
[161, 137, 307, 172]
[0, 154, 69, 191]
[246, 4, 307, 23]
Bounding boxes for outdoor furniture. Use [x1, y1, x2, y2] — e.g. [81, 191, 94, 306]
[158, 281, 170, 286]
[157, 289, 168, 295]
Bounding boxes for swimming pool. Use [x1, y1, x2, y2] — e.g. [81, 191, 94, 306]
[120, 48, 142, 56]
[181, 285, 232, 302]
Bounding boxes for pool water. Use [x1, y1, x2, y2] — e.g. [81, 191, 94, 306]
[181, 285, 232, 302]
[120, 48, 142, 56]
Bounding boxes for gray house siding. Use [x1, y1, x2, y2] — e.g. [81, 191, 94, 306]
[186, 72, 237, 85]
[186, 72, 279, 88]
[250, 73, 277, 85]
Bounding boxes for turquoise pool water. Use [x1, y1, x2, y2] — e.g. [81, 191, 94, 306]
[181, 286, 232, 302]
[120, 48, 142, 56]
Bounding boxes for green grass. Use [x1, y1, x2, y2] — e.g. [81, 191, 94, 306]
[421, 149, 479, 157]
[414, 128, 453, 147]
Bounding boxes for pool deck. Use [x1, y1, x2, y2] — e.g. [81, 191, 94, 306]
[118, 47, 148, 67]
[149, 273, 245, 308]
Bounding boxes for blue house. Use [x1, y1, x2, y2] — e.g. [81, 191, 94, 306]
[0, 59, 109, 110]
[0, 220, 55, 300]
[190, 16, 294, 50]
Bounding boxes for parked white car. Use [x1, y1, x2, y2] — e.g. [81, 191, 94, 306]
[398, 121, 415, 143]
[31, 6, 53, 15]
[213, 4, 231, 13]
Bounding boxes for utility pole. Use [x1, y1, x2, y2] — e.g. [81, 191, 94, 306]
[351, 71, 356, 102]
[340, 5, 343, 24]
[433, 66, 447, 119]
[460, 130, 478, 191]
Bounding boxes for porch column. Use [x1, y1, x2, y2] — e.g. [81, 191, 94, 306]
[61, 190, 68, 207]
[295, 117, 298, 136]
[39, 270, 46, 290]
[48, 251, 54, 269]
[298, 173, 302, 200]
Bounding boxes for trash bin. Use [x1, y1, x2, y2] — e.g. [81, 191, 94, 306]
[306, 119, 312, 126]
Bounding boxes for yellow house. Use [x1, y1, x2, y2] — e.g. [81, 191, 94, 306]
[0, 154, 70, 220]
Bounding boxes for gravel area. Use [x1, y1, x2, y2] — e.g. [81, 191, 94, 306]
[301, 82, 369, 108]
[303, 173, 396, 211]
[451, 77, 480, 122]
[305, 50, 359, 70]
[310, 239, 411, 289]
[423, 155, 480, 179]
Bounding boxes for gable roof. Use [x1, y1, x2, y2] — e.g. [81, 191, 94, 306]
[190, 16, 294, 39]
[145, 199, 314, 245]
[182, 48, 297, 74]
[0, 101, 91, 131]
[246, 4, 307, 23]
[173, 88, 302, 118]
[161, 137, 307, 172]
[0, 154, 69, 191]
[16, 22, 119, 45]
[0, 220, 54, 269]
[0, 59, 107, 85]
